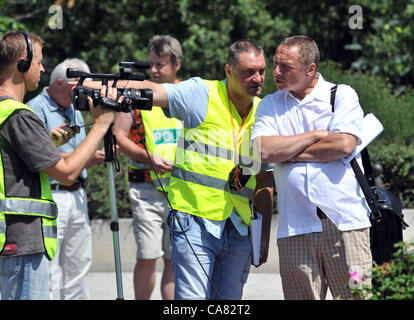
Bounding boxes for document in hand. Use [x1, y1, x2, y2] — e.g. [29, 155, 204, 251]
[342, 113, 383, 165]
[250, 204, 262, 267]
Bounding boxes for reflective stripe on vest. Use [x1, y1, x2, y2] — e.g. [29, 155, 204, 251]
[176, 136, 261, 170]
[127, 158, 151, 170]
[172, 166, 254, 200]
[168, 80, 260, 226]
[42, 223, 57, 238]
[0, 198, 57, 218]
[0, 99, 58, 260]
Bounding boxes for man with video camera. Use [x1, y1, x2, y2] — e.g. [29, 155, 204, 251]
[0, 31, 118, 300]
[80, 39, 274, 300]
[113, 35, 182, 300]
[28, 58, 106, 300]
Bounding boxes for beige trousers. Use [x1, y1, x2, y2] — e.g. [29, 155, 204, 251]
[277, 217, 372, 300]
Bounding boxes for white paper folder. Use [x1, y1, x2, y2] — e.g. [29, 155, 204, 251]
[250, 206, 262, 267]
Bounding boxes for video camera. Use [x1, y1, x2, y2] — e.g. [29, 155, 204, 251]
[67, 61, 153, 112]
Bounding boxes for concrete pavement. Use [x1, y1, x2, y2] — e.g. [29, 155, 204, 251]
[86, 271, 285, 300]
[87, 209, 414, 300]
[88, 213, 284, 300]
[90, 213, 281, 273]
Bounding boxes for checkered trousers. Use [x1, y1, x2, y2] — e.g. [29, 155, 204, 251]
[277, 217, 372, 300]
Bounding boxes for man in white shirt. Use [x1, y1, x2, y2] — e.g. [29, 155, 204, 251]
[252, 35, 372, 300]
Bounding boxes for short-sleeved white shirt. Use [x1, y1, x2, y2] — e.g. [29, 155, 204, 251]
[252, 74, 371, 238]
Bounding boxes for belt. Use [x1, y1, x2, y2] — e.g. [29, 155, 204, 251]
[51, 181, 82, 192]
[128, 169, 146, 183]
[317, 207, 327, 219]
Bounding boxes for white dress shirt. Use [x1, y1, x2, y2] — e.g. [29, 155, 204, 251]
[252, 74, 371, 238]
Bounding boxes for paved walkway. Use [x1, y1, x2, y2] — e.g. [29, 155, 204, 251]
[88, 214, 287, 300]
[86, 209, 414, 300]
[87, 271, 286, 300]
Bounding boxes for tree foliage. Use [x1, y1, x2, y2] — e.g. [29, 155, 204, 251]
[1, 0, 412, 91]
[347, 0, 414, 93]
[1, 0, 413, 216]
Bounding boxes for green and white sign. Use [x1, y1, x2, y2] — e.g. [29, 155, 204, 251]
[153, 128, 181, 145]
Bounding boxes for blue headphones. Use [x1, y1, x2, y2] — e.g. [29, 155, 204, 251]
[17, 31, 33, 73]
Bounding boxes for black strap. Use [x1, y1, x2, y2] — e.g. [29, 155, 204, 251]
[330, 84, 338, 111]
[330, 85, 374, 183]
[361, 148, 375, 186]
[330, 85, 379, 215]
[104, 124, 120, 172]
[350, 158, 382, 221]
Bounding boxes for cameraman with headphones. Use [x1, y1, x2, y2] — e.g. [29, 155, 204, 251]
[28, 58, 106, 300]
[0, 30, 117, 300]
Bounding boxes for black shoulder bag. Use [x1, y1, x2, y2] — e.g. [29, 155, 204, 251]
[330, 85, 409, 265]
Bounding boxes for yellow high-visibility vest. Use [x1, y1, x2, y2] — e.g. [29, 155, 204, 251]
[168, 80, 261, 226]
[0, 99, 58, 260]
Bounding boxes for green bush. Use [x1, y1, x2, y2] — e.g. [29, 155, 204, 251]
[319, 60, 414, 146]
[370, 143, 414, 208]
[351, 242, 414, 300]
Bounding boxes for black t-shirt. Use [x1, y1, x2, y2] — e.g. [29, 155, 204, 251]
[0, 97, 62, 256]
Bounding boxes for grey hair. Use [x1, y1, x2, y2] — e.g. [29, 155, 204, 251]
[227, 40, 264, 67]
[147, 35, 183, 65]
[280, 35, 320, 70]
[49, 58, 90, 85]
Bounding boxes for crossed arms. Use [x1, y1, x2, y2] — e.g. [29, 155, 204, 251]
[257, 130, 358, 164]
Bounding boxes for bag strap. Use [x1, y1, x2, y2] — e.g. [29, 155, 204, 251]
[361, 148, 375, 186]
[330, 85, 383, 222]
[330, 86, 374, 185]
[349, 158, 383, 222]
[330, 84, 338, 110]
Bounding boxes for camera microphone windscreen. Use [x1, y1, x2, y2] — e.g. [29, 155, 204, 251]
[133, 60, 151, 69]
[66, 68, 88, 79]
[129, 72, 146, 81]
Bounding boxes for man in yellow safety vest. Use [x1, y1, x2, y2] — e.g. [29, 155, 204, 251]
[84, 40, 274, 300]
[0, 30, 116, 300]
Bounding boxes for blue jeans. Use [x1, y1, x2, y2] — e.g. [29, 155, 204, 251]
[168, 210, 252, 300]
[0, 253, 50, 300]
